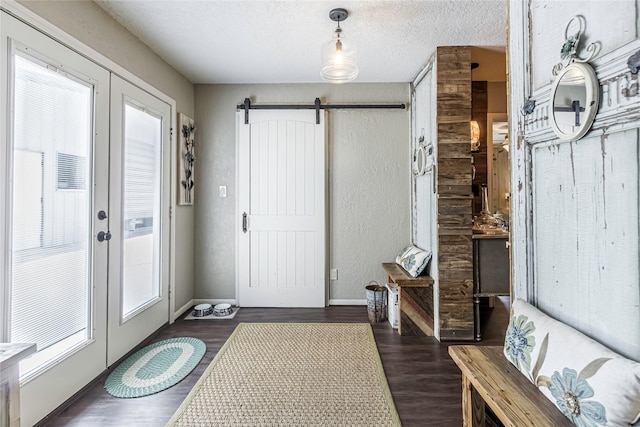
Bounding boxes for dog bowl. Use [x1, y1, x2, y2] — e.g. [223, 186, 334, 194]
[193, 303, 213, 317]
[213, 303, 233, 317]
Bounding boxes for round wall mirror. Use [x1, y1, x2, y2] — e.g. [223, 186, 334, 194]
[550, 62, 599, 140]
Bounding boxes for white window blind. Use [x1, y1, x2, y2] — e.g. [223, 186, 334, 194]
[10, 53, 93, 375]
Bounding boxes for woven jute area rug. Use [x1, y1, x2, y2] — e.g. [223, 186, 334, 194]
[167, 323, 401, 426]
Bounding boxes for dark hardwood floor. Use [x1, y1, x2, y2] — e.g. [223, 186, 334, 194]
[39, 297, 510, 427]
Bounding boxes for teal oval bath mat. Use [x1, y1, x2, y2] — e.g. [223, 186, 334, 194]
[105, 337, 206, 398]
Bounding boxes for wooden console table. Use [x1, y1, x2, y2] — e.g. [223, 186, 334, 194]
[382, 263, 434, 336]
[1, 343, 36, 427]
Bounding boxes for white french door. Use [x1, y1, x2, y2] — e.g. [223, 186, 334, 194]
[107, 75, 171, 365]
[1, 12, 109, 427]
[1, 12, 172, 425]
[237, 110, 326, 307]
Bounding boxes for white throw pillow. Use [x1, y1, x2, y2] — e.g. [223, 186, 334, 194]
[504, 298, 640, 426]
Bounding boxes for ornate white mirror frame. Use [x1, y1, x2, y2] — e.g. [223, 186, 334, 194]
[414, 145, 426, 176]
[550, 62, 599, 141]
[549, 15, 600, 141]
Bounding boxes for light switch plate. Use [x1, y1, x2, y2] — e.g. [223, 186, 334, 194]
[330, 269, 338, 280]
[219, 185, 227, 198]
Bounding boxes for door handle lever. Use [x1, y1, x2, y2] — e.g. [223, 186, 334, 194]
[242, 212, 248, 233]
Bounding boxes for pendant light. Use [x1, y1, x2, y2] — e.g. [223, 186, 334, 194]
[320, 8, 359, 83]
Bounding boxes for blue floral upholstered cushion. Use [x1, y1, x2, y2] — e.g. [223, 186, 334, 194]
[504, 298, 640, 426]
[395, 245, 413, 264]
[397, 245, 431, 278]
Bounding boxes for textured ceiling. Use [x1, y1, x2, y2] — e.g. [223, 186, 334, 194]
[94, 0, 507, 84]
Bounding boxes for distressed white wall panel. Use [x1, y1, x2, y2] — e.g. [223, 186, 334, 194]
[412, 68, 435, 252]
[533, 130, 640, 359]
[530, 0, 637, 92]
[411, 61, 439, 336]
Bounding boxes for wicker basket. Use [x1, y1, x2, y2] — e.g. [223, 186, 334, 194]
[365, 281, 388, 323]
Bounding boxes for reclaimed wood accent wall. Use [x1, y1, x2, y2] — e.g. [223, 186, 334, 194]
[436, 46, 474, 340]
[399, 287, 435, 335]
[471, 81, 488, 215]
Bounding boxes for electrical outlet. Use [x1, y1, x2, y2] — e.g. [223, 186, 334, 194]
[330, 269, 338, 280]
[219, 185, 227, 198]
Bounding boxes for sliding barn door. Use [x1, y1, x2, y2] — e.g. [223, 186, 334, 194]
[237, 110, 326, 307]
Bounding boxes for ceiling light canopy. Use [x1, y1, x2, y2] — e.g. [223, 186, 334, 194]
[320, 8, 359, 84]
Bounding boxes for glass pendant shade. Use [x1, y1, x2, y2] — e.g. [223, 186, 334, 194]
[320, 30, 359, 83]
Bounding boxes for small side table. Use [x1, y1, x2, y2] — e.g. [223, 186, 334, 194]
[1, 343, 36, 427]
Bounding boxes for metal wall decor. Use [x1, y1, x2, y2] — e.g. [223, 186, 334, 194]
[552, 15, 599, 77]
[178, 113, 196, 205]
[549, 16, 600, 141]
[521, 99, 536, 116]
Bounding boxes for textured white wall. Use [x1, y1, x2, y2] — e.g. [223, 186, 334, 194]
[194, 84, 411, 302]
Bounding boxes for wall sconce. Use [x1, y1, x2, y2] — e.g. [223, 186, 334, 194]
[320, 8, 359, 83]
[470, 120, 480, 152]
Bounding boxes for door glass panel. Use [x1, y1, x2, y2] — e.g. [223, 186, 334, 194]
[10, 53, 93, 378]
[121, 104, 162, 319]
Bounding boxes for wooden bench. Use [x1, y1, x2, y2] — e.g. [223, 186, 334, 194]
[448, 345, 572, 427]
[382, 262, 434, 336]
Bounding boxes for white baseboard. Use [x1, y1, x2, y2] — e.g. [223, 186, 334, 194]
[174, 299, 194, 320]
[329, 299, 367, 306]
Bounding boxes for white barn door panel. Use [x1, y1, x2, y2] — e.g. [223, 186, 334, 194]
[237, 110, 326, 307]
